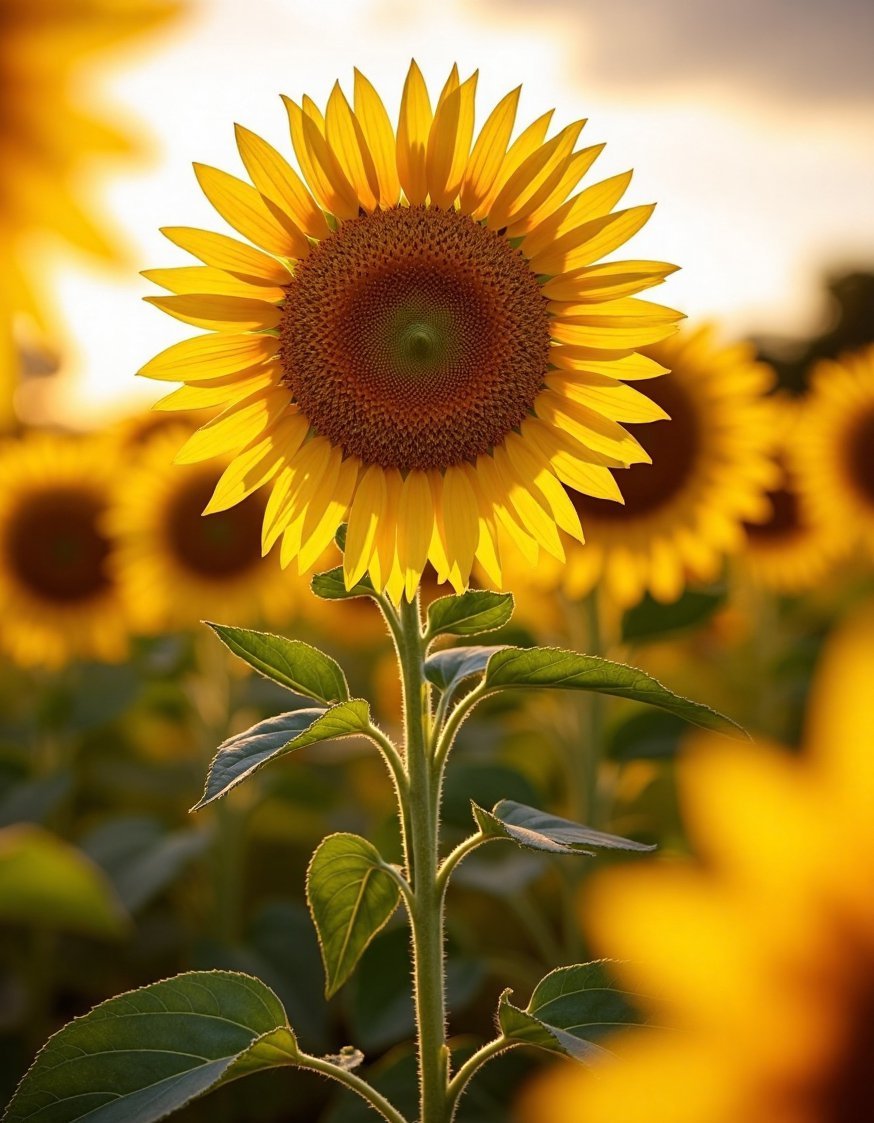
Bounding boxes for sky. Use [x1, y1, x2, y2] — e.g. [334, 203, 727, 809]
[26, 0, 874, 425]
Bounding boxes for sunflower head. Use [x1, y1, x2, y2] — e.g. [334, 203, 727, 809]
[142, 62, 682, 602]
[0, 431, 131, 668]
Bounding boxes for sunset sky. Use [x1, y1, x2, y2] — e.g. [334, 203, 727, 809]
[28, 0, 874, 425]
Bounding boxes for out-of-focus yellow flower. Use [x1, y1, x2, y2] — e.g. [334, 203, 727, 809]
[518, 604, 874, 1123]
[738, 396, 840, 593]
[109, 428, 299, 632]
[797, 344, 874, 563]
[506, 325, 777, 608]
[0, 430, 132, 667]
[0, 0, 180, 426]
[140, 61, 681, 602]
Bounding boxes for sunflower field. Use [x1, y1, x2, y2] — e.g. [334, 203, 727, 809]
[1, 3, 873, 1122]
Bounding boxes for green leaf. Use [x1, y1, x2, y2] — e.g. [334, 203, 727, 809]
[207, 623, 349, 705]
[3, 970, 299, 1123]
[622, 587, 725, 642]
[311, 566, 377, 601]
[607, 709, 688, 761]
[426, 591, 514, 641]
[484, 647, 744, 736]
[194, 701, 371, 809]
[307, 834, 401, 998]
[498, 961, 639, 1063]
[423, 646, 505, 693]
[472, 800, 655, 856]
[0, 825, 128, 938]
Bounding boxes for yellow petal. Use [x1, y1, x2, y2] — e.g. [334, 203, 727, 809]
[523, 417, 624, 502]
[142, 265, 285, 302]
[262, 436, 334, 553]
[144, 294, 281, 332]
[549, 348, 669, 381]
[466, 466, 503, 588]
[234, 122, 330, 240]
[441, 465, 479, 590]
[284, 96, 360, 220]
[193, 163, 309, 258]
[535, 389, 650, 466]
[291, 443, 341, 568]
[546, 371, 669, 424]
[138, 333, 279, 383]
[473, 109, 554, 219]
[475, 451, 539, 565]
[458, 86, 520, 214]
[551, 318, 679, 350]
[486, 120, 585, 231]
[504, 144, 605, 237]
[152, 365, 279, 412]
[344, 464, 387, 588]
[297, 455, 360, 574]
[521, 170, 634, 258]
[353, 68, 402, 206]
[426, 70, 478, 209]
[396, 60, 432, 205]
[397, 469, 434, 601]
[160, 225, 291, 286]
[325, 80, 380, 210]
[545, 260, 679, 304]
[426, 471, 451, 584]
[504, 431, 583, 542]
[493, 444, 564, 560]
[205, 411, 309, 513]
[370, 469, 402, 596]
[174, 388, 291, 464]
[531, 204, 656, 275]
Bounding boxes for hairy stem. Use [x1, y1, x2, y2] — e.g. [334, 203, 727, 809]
[295, 1051, 408, 1123]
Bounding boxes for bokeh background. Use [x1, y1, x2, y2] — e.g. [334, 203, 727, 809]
[2, 1, 873, 1120]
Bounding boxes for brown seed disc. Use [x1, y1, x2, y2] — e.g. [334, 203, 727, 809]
[743, 483, 805, 542]
[569, 373, 700, 521]
[163, 470, 265, 580]
[4, 487, 112, 603]
[280, 205, 551, 471]
[845, 407, 874, 507]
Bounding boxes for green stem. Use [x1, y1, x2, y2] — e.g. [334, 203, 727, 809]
[445, 1037, 513, 1115]
[395, 595, 450, 1123]
[295, 1051, 408, 1123]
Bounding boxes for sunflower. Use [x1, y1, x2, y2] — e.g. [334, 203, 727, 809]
[109, 428, 299, 632]
[737, 397, 840, 594]
[796, 344, 874, 563]
[0, 0, 180, 425]
[517, 605, 874, 1123]
[508, 325, 777, 608]
[140, 61, 682, 602]
[0, 430, 131, 668]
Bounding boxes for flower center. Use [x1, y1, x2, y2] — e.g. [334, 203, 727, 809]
[845, 407, 874, 508]
[280, 205, 551, 471]
[4, 487, 112, 603]
[743, 481, 805, 542]
[164, 471, 266, 580]
[569, 373, 700, 520]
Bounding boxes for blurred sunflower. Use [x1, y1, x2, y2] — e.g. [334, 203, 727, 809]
[109, 428, 298, 631]
[0, 431, 131, 668]
[514, 326, 776, 607]
[0, 0, 180, 424]
[739, 398, 839, 594]
[518, 605, 874, 1123]
[141, 61, 681, 602]
[796, 344, 874, 562]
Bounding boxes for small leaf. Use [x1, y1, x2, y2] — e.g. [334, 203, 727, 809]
[426, 591, 514, 641]
[194, 700, 371, 809]
[484, 647, 744, 736]
[207, 622, 349, 705]
[307, 834, 401, 998]
[423, 645, 505, 693]
[311, 565, 378, 601]
[498, 961, 639, 1063]
[3, 970, 299, 1123]
[472, 799, 655, 856]
[335, 522, 348, 552]
[0, 825, 128, 938]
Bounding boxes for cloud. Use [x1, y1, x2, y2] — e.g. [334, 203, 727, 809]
[475, 0, 874, 107]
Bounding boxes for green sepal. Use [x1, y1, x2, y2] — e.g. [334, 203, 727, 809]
[311, 566, 378, 601]
[207, 622, 349, 705]
[193, 701, 371, 809]
[307, 833, 401, 998]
